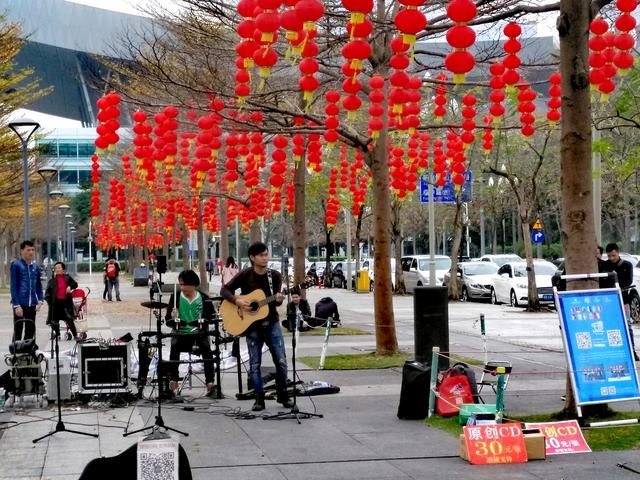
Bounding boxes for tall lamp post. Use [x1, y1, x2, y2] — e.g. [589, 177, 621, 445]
[58, 205, 70, 261]
[64, 215, 73, 266]
[50, 190, 64, 261]
[8, 119, 40, 240]
[37, 167, 58, 277]
[69, 225, 77, 275]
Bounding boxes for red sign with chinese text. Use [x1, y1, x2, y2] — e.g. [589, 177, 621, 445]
[524, 420, 591, 455]
[463, 424, 528, 465]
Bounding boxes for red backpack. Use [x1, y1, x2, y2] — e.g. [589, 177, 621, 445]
[435, 365, 475, 417]
[106, 263, 117, 278]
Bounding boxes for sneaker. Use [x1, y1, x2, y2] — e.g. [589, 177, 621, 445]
[206, 383, 216, 398]
[116, 298, 122, 302]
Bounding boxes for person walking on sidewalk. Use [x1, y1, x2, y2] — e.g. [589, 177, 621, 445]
[221, 256, 239, 287]
[104, 257, 122, 301]
[220, 242, 292, 411]
[602, 243, 639, 361]
[10, 240, 44, 341]
[44, 262, 79, 340]
[206, 258, 214, 282]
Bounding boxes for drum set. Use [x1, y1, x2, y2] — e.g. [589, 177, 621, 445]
[135, 297, 239, 401]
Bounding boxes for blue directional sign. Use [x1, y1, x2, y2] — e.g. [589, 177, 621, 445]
[531, 230, 545, 244]
[420, 171, 472, 204]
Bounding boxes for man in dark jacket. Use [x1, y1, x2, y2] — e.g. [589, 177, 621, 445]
[602, 243, 638, 361]
[283, 287, 312, 331]
[10, 240, 44, 340]
[314, 297, 340, 327]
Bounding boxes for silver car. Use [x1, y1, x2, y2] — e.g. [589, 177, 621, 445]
[444, 261, 499, 302]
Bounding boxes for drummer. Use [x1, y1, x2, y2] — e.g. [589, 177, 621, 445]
[165, 269, 216, 398]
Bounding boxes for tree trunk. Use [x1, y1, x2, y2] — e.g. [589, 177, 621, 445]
[324, 229, 332, 287]
[391, 201, 405, 294]
[558, 0, 599, 415]
[197, 199, 208, 292]
[448, 198, 464, 300]
[181, 223, 189, 270]
[170, 227, 177, 272]
[369, 133, 398, 354]
[293, 155, 306, 294]
[521, 219, 540, 310]
[219, 198, 229, 262]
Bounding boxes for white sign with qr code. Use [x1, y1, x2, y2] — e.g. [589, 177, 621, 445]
[137, 439, 179, 480]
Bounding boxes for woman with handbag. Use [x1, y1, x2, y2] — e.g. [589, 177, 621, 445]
[45, 262, 79, 340]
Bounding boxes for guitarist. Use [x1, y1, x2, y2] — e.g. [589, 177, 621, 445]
[220, 242, 293, 411]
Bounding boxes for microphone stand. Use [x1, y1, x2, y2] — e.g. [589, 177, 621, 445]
[33, 321, 98, 443]
[264, 255, 323, 423]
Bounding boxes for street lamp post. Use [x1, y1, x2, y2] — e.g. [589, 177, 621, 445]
[50, 190, 64, 261]
[58, 205, 70, 261]
[64, 214, 73, 264]
[69, 226, 77, 275]
[37, 167, 58, 277]
[8, 119, 40, 240]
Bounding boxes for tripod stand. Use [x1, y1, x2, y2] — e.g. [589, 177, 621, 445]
[124, 306, 188, 437]
[33, 322, 98, 443]
[264, 255, 322, 423]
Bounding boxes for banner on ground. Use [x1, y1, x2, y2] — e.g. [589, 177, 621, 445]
[524, 420, 591, 455]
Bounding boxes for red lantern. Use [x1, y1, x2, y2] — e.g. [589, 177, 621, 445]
[323, 90, 341, 147]
[502, 22, 522, 89]
[393, 1, 426, 50]
[432, 73, 448, 121]
[445, 0, 477, 83]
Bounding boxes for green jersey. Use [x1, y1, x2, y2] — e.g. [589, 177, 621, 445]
[177, 291, 203, 333]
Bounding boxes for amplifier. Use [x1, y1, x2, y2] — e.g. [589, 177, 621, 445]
[47, 355, 72, 401]
[77, 343, 131, 394]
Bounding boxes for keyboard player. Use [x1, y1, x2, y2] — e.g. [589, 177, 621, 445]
[165, 269, 216, 398]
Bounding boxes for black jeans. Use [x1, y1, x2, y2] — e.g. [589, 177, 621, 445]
[168, 333, 215, 384]
[13, 305, 37, 341]
[49, 300, 77, 338]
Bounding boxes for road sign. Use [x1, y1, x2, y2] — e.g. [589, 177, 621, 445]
[532, 218, 543, 230]
[531, 230, 545, 244]
[419, 171, 472, 204]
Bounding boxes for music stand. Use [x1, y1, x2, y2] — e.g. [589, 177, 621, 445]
[33, 322, 98, 443]
[125, 297, 188, 437]
[264, 255, 323, 423]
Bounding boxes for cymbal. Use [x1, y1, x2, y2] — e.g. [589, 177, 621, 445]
[140, 301, 169, 310]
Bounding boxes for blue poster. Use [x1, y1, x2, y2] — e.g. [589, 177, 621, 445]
[556, 288, 640, 405]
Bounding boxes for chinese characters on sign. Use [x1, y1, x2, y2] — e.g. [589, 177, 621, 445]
[463, 424, 528, 465]
[524, 420, 591, 455]
[556, 289, 640, 405]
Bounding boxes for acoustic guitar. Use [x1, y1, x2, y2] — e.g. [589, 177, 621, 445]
[221, 283, 309, 336]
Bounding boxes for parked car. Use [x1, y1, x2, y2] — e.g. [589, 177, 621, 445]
[480, 254, 524, 267]
[401, 255, 451, 293]
[443, 261, 499, 302]
[491, 260, 558, 306]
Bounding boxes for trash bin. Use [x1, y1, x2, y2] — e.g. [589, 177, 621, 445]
[357, 270, 370, 293]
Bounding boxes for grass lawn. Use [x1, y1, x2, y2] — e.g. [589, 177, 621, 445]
[298, 351, 483, 370]
[426, 411, 640, 451]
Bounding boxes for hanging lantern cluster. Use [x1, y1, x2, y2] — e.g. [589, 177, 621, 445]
[349, 150, 367, 216]
[393, 0, 427, 52]
[269, 134, 288, 193]
[307, 128, 323, 172]
[341, 3, 372, 116]
[444, 131, 466, 187]
[460, 93, 476, 148]
[546, 72, 561, 126]
[338, 145, 350, 189]
[398, 76, 422, 134]
[325, 176, 341, 227]
[121, 153, 132, 181]
[444, 0, 477, 84]
[292, 132, 305, 164]
[431, 139, 445, 187]
[482, 115, 493, 155]
[614, 0, 637, 73]
[517, 82, 537, 137]
[285, 171, 295, 213]
[323, 90, 341, 147]
[368, 75, 385, 141]
[343, 0, 374, 39]
[280, 0, 304, 60]
[433, 73, 449, 121]
[223, 132, 240, 191]
[503, 22, 522, 90]
[388, 36, 410, 128]
[296, 0, 324, 105]
[389, 146, 407, 198]
[351, 172, 369, 216]
[234, 0, 258, 103]
[588, 17, 610, 96]
[95, 92, 121, 151]
[404, 134, 419, 193]
[598, 31, 619, 99]
[253, 0, 282, 87]
[488, 62, 506, 123]
[341, 32, 371, 120]
[131, 110, 154, 182]
[417, 132, 430, 170]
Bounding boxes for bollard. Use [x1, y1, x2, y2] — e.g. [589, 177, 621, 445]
[427, 347, 440, 418]
[495, 366, 506, 423]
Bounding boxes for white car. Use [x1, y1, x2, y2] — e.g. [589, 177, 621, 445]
[491, 260, 558, 306]
[480, 254, 524, 267]
[401, 255, 452, 293]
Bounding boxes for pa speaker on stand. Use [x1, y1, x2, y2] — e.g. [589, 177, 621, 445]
[156, 255, 167, 275]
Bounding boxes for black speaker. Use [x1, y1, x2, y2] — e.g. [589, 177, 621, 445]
[414, 286, 449, 367]
[156, 255, 167, 274]
[78, 343, 131, 393]
[397, 361, 430, 419]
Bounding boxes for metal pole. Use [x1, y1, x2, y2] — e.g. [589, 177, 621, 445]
[427, 346, 440, 418]
[88, 221, 93, 276]
[480, 206, 485, 256]
[22, 141, 30, 240]
[55, 208, 60, 261]
[45, 181, 51, 277]
[345, 208, 352, 289]
[235, 218, 240, 266]
[428, 173, 436, 286]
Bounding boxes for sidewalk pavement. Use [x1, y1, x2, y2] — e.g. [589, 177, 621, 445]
[0, 272, 638, 479]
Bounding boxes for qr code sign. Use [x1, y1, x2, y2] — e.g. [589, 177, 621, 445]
[576, 332, 592, 349]
[607, 329, 622, 347]
[137, 439, 179, 480]
[139, 452, 176, 480]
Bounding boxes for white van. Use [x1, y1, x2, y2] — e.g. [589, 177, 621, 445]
[401, 255, 452, 293]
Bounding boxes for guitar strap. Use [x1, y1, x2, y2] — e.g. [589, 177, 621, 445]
[267, 268, 274, 297]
